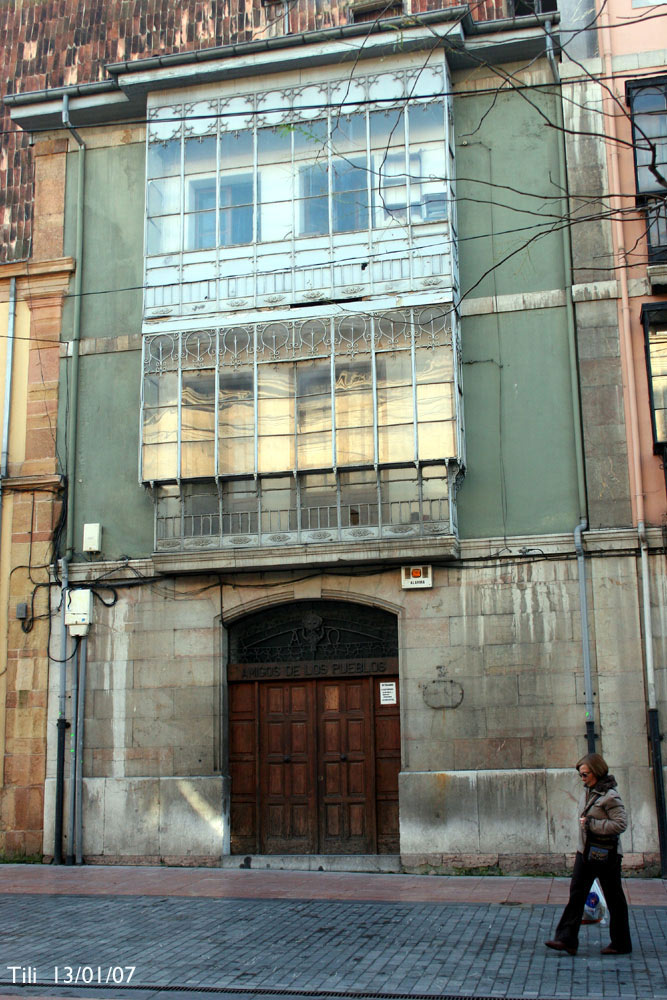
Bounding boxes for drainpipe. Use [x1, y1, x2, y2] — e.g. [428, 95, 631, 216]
[75, 634, 87, 864]
[0, 277, 17, 557]
[59, 94, 86, 865]
[54, 558, 68, 864]
[545, 25, 595, 750]
[596, 2, 667, 875]
[66, 634, 78, 865]
[62, 93, 85, 562]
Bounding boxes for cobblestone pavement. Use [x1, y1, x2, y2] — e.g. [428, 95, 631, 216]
[1, 879, 666, 1000]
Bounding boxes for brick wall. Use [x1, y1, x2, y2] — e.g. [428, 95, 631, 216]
[1, 0, 506, 263]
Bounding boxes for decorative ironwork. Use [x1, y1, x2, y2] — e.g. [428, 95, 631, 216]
[229, 600, 398, 663]
[148, 66, 445, 143]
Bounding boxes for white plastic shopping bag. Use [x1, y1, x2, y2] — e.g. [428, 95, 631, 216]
[582, 878, 608, 926]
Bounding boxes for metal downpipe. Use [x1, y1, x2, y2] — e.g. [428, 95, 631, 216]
[639, 523, 667, 874]
[65, 636, 79, 865]
[0, 277, 17, 559]
[546, 24, 594, 750]
[60, 93, 86, 865]
[75, 635, 87, 864]
[54, 557, 69, 864]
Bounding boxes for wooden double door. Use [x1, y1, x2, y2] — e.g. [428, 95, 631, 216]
[229, 675, 400, 854]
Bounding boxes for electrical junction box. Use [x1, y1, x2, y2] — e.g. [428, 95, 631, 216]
[401, 565, 433, 589]
[65, 589, 93, 635]
[83, 522, 102, 553]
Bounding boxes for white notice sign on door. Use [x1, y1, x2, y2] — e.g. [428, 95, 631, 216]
[379, 681, 397, 705]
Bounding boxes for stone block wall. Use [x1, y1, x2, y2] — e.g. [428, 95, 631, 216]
[47, 536, 665, 869]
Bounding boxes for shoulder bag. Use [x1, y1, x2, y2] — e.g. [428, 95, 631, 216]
[582, 794, 619, 863]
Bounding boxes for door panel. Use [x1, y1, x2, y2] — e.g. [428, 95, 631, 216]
[229, 682, 259, 854]
[374, 677, 400, 853]
[259, 682, 318, 853]
[317, 678, 375, 854]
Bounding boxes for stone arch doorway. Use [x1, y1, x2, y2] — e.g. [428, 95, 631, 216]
[227, 600, 400, 854]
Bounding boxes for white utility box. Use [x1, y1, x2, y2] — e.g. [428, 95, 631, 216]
[83, 523, 102, 552]
[65, 589, 93, 635]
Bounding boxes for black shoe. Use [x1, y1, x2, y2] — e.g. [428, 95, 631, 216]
[600, 946, 632, 955]
[546, 939, 577, 956]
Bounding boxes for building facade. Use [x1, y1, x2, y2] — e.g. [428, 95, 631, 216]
[2, 0, 666, 870]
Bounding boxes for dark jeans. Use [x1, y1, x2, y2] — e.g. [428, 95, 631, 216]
[554, 851, 632, 952]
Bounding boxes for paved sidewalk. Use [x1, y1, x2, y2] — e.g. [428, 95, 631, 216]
[1, 865, 666, 1000]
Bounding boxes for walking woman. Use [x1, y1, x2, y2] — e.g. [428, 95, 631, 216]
[545, 753, 632, 956]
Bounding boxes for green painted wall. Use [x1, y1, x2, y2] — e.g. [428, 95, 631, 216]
[454, 87, 567, 299]
[454, 86, 579, 537]
[62, 141, 144, 342]
[60, 139, 152, 558]
[70, 352, 154, 558]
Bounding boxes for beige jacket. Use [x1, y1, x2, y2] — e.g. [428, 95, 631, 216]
[578, 777, 628, 855]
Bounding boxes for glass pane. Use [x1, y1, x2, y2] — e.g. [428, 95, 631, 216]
[651, 373, 667, 408]
[408, 101, 445, 143]
[332, 156, 368, 232]
[143, 407, 177, 445]
[221, 130, 253, 167]
[633, 88, 667, 113]
[340, 469, 377, 527]
[378, 424, 413, 464]
[142, 443, 177, 481]
[146, 215, 180, 255]
[419, 421, 456, 460]
[219, 370, 254, 435]
[185, 135, 217, 174]
[181, 441, 215, 478]
[337, 426, 373, 466]
[257, 127, 291, 164]
[297, 359, 332, 470]
[223, 479, 259, 535]
[297, 360, 331, 431]
[417, 382, 453, 422]
[298, 431, 332, 470]
[331, 113, 367, 155]
[416, 348, 453, 383]
[261, 477, 296, 533]
[147, 139, 180, 178]
[259, 163, 294, 241]
[220, 171, 254, 245]
[258, 435, 294, 472]
[298, 163, 329, 236]
[182, 369, 215, 407]
[293, 119, 327, 157]
[656, 408, 667, 443]
[186, 211, 216, 250]
[219, 436, 254, 476]
[258, 366, 294, 436]
[370, 109, 404, 151]
[147, 177, 180, 217]
[335, 359, 372, 428]
[300, 472, 337, 530]
[183, 486, 219, 537]
[422, 464, 449, 524]
[649, 332, 667, 377]
[143, 372, 178, 409]
[380, 467, 418, 525]
[186, 176, 216, 213]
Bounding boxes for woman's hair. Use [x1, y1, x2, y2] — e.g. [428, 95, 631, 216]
[576, 753, 609, 779]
